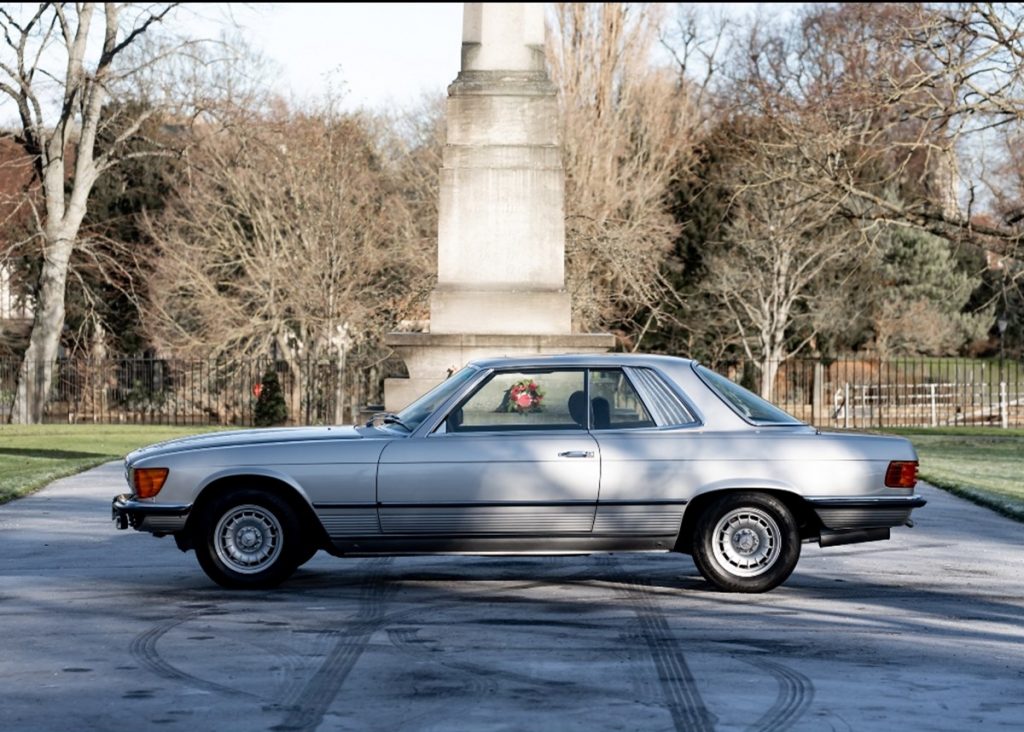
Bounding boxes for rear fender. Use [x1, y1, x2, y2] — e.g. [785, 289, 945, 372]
[675, 485, 819, 553]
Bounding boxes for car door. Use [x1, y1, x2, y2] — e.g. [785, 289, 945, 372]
[376, 369, 600, 536]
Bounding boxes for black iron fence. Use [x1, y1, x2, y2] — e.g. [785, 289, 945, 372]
[0, 356, 389, 426]
[752, 357, 1024, 429]
[1, 354, 1021, 428]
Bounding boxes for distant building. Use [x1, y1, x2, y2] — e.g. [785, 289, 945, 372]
[0, 135, 36, 333]
[0, 263, 31, 320]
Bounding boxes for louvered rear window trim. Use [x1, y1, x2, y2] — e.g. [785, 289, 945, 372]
[622, 367, 700, 428]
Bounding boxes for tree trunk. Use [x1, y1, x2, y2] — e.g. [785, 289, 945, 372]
[759, 354, 781, 401]
[289, 367, 303, 426]
[759, 339, 785, 402]
[333, 348, 347, 426]
[9, 236, 74, 424]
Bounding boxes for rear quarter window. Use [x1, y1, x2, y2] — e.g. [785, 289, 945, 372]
[694, 365, 802, 425]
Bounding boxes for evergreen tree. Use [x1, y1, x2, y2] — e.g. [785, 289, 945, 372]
[645, 136, 735, 365]
[254, 369, 288, 427]
[871, 227, 991, 356]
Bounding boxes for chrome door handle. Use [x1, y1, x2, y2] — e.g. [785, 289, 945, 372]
[558, 450, 594, 458]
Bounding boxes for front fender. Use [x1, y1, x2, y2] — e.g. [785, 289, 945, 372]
[195, 466, 316, 510]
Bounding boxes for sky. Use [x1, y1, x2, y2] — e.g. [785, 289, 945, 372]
[0, 3, 785, 123]
[182, 3, 781, 111]
[0, 3, 464, 125]
[185, 3, 466, 110]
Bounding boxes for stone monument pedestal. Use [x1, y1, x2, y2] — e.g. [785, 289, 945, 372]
[383, 4, 615, 410]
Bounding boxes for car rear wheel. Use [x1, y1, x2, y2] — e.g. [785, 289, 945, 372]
[194, 488, 302, 589]
[691, 492, 800, 593]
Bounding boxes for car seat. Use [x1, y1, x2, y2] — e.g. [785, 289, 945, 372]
[568, 391, 588, 428]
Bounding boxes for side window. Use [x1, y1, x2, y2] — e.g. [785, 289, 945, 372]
[448, 370, 586, 432]
[589, 370, 656, 429]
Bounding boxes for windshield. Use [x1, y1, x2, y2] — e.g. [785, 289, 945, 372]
[695, 365, 803, 426]
[395, 366, 480, 431]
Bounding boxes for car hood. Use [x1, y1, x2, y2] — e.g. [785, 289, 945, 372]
[126, 426, 365, 463]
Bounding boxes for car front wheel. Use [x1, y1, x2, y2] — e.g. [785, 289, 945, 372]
[193, 488, 302, 589]
[691, 492, 801, 593]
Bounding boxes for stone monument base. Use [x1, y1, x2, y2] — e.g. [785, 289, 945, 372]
[383, 331, 616, 411]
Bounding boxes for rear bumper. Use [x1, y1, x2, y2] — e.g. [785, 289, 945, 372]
[807, 495, 926, 530]
[112, 494, 191, 534]
[806, 495, 926, 547]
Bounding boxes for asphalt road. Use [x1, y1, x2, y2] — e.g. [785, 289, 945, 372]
[0, 462, 1022, 732]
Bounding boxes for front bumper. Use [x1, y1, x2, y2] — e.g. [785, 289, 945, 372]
[112, 494, 192, 534]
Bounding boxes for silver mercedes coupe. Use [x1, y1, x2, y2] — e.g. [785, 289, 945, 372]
[112, 354, 925, 593]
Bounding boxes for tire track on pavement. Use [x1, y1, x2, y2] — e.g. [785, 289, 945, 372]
[129, 607, 255, 698]
[387, 627, 501, 696]
[602, 556, 716, 732]
[744, 658, 814, 732]
[272, 558, 397, 731]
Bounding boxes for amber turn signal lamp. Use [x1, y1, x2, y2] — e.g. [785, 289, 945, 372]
[134, 468, 169, 498]
[885, 461, 918, 489]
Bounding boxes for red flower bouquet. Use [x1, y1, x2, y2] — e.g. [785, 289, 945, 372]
[506, 378, 545, 413]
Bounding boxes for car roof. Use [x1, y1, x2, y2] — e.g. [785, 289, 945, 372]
[467, 353, 697, 370]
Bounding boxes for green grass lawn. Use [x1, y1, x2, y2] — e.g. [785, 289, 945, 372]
[882, 427, 1024, 521]
[0, 424, 229, 504]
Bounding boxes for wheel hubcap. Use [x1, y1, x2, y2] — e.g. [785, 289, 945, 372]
[711, 507, 780, 578]
[214, 505, 283, 574]
[237, 526, 261, 550]
[732, 527, 760, 554]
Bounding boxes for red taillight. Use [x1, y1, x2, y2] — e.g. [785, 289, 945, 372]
[885, 461, 918, 488]
[134, 468, 169, 498]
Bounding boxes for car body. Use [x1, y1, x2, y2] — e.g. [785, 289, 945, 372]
[112, 354, 925, 592]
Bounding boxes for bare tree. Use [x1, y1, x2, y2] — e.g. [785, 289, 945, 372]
[730, 3, 1024, 253]
[703, 131, 862, 398]
[680, 2, 1024, 384]
[143, 104, 433, 423]
[547, 3, 702, 344]
[0, 3, 188, 423]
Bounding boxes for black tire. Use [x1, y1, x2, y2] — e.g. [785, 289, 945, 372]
[691, 492, 801, 593]
[193, 488, 303, 589]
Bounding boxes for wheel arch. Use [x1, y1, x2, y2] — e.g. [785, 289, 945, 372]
[178, 470, 327, 553]
[675, 487, 822, 554]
